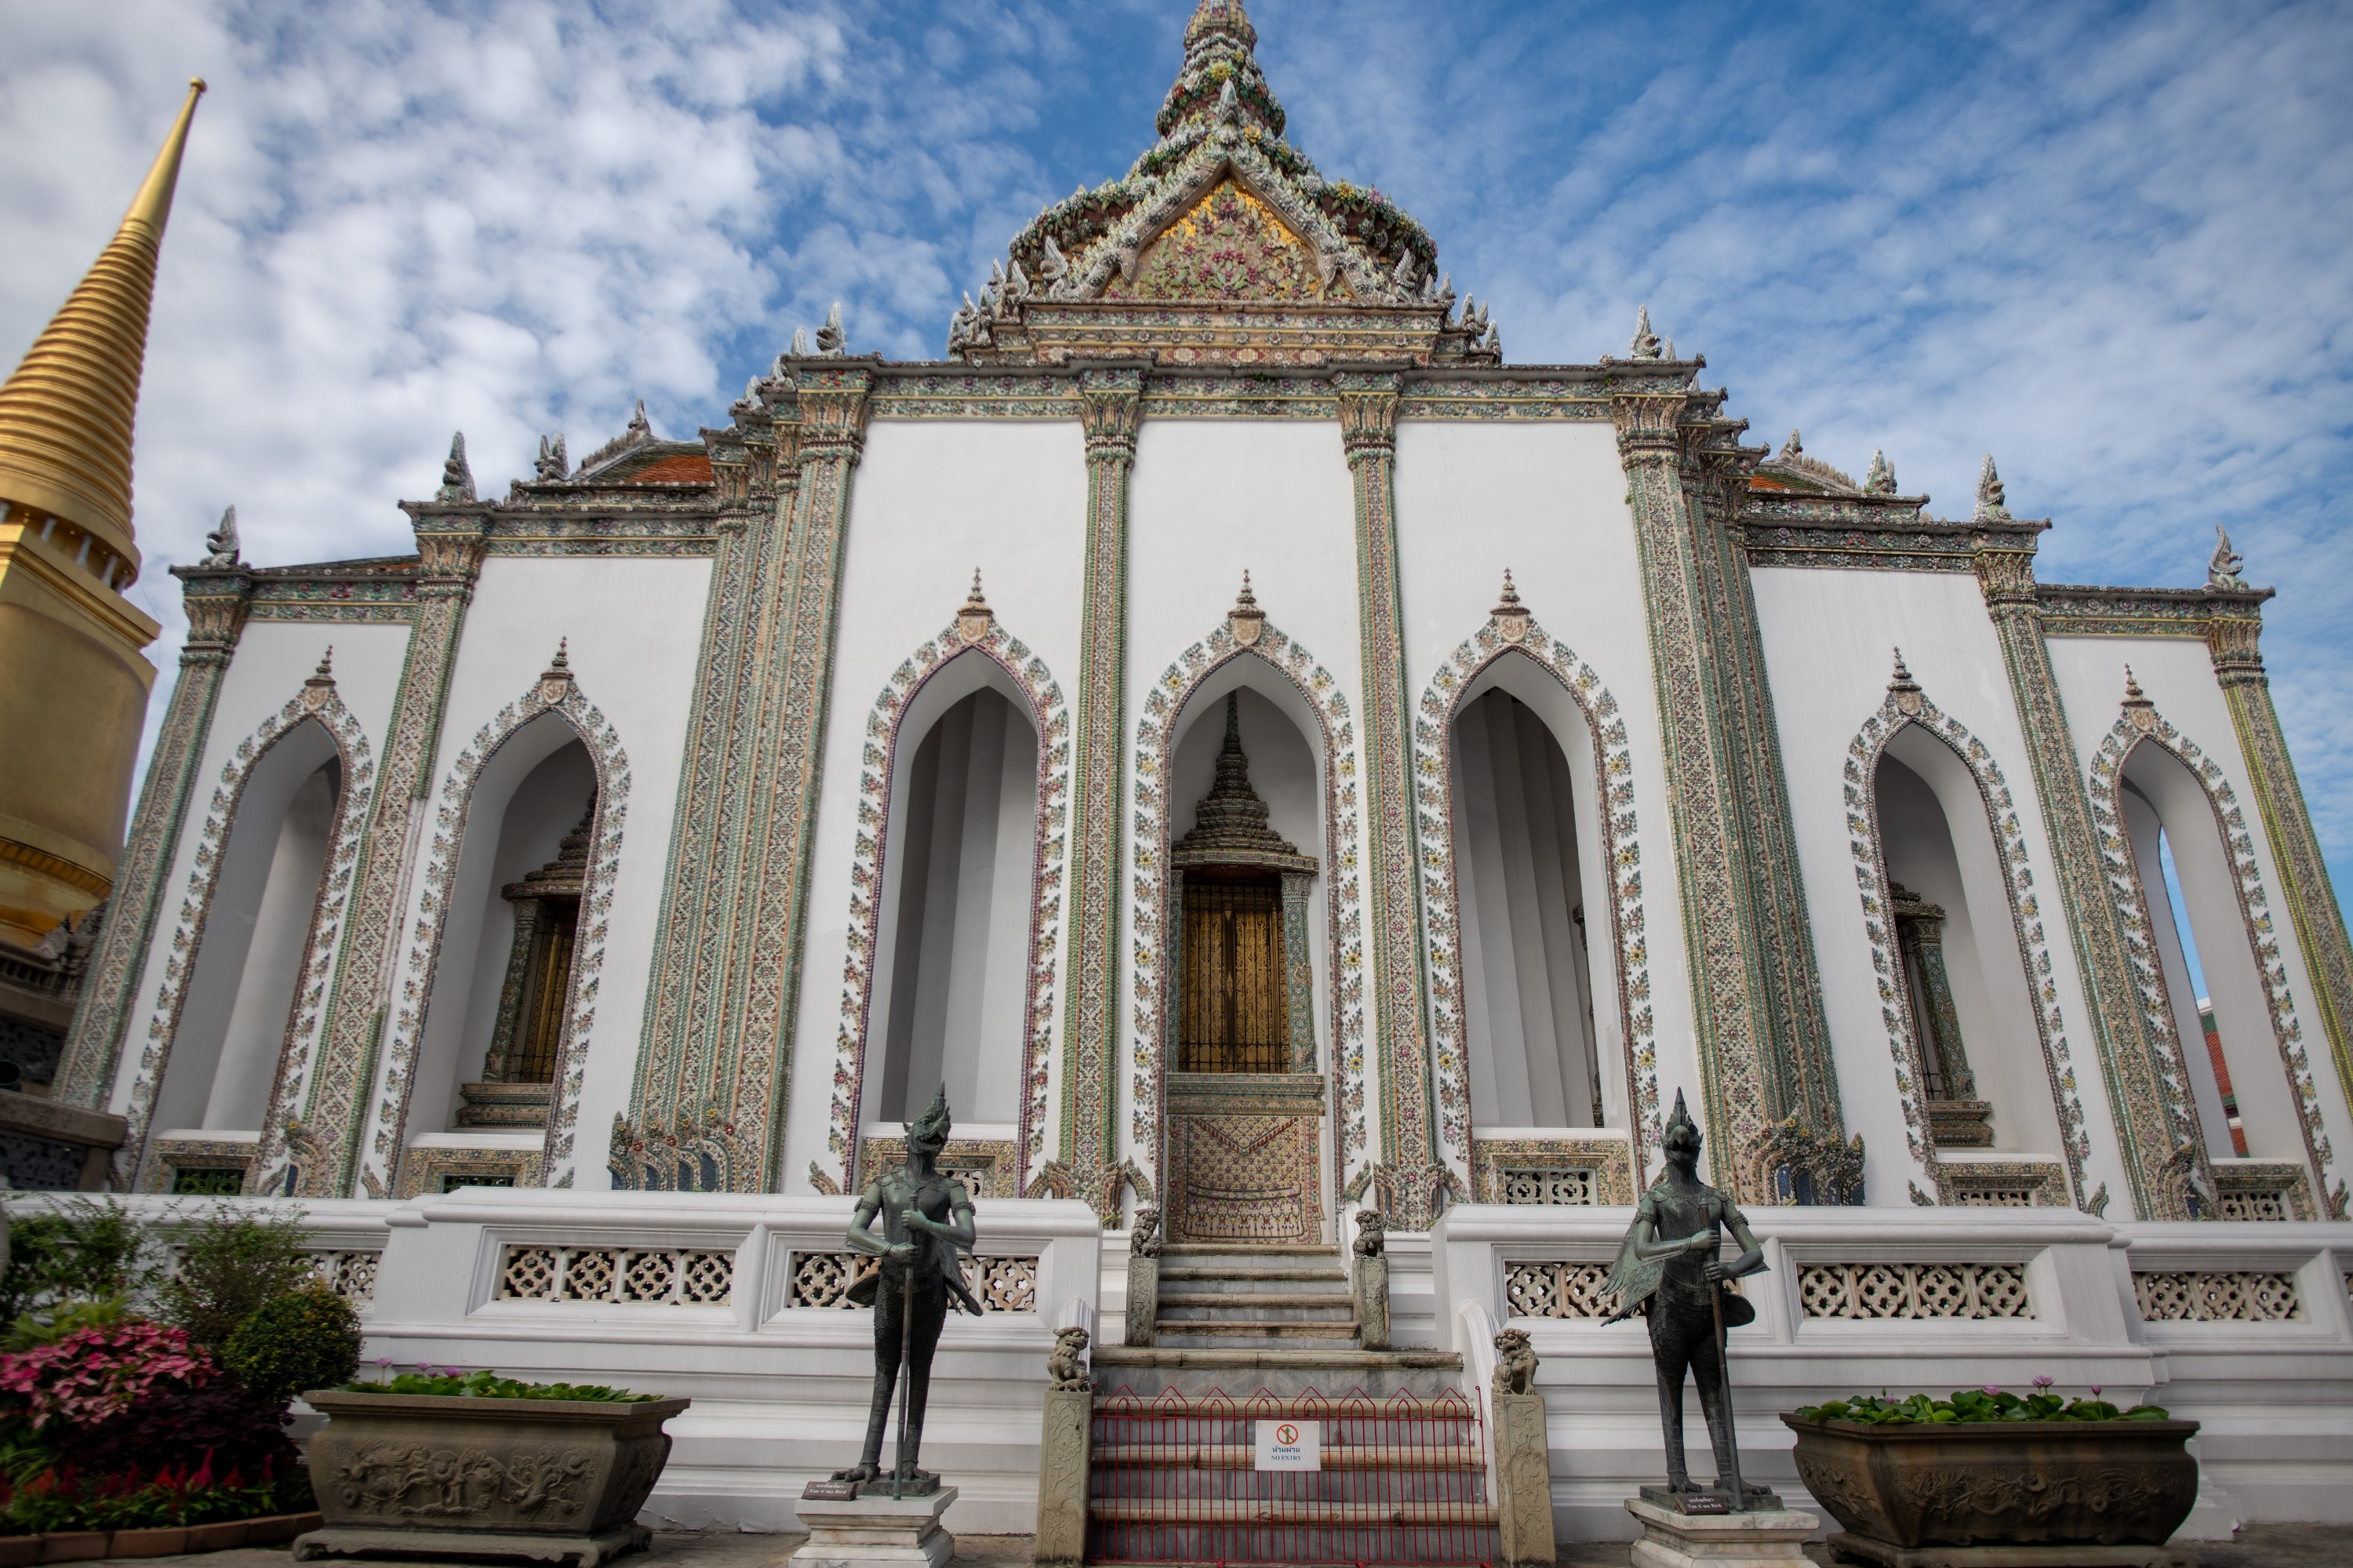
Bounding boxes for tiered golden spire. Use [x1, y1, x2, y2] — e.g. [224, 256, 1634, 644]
[0, 78, 205, 562]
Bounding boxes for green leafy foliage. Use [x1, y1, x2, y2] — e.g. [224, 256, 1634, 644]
[223, 1286, 360, 1403]
[2, 1458, 311, 1533]
[157, 1206, 318, 1355]
[3, 1295, 133, 1352]
[1796, 1387, 2170, 1424]
[340, 1368, 655, 1402]
[0, 1202, 165, 1325]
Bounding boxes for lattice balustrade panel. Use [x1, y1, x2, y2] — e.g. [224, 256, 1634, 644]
[1953, 1188, 2038, 1207]
[1499, 1168, 1597, 1205]
[1504, 1261, 1615, 1319]
[311, 1251, 381, 1301]
[785, 1251, 1041, 1311]
[1798, 1263, 2033, 1319]
[496, 1245, 734, 1305]
[2133, 1270, 2302, 1322]
[2216, 1189, 2292, 1222]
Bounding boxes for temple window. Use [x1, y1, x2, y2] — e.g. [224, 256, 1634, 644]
[460, 802, 591, 1130]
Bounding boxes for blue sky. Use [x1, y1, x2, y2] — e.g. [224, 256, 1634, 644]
[4, 0, 2351, 896]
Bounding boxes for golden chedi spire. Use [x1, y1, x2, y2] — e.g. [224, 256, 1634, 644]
[0, 79, 201, 948]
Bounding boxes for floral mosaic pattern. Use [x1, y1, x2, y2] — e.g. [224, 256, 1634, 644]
[824, 620, 1071, 1193]
[363, 663, 630, 1196]
[1103, 180, 1323, 303]
[1845, 681, 2093, 1206]
[2086, 698, 2341, 1213]
[1130, 619, 1367, 1200]
[118, 677, 376, 1191]
[1413, 619, 1660, 1181]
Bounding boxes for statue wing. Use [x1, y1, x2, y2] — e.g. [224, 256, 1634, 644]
[1601, 1246, 1664, 1323]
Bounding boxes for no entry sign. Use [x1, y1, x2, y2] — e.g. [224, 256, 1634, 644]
[1254, 1418, 1322, 1470]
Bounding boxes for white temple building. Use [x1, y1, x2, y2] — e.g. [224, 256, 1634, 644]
[39, 0, 2353, 1541]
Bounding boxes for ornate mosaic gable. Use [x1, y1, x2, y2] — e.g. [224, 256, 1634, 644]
[118, 668, 376, 1191]
[820, 610, 1072, 1195]
[1845, 665, 2093, 1208]
[1102, 178, 1325, 304]
[1413, 607, 1660, 1182]
[2085, 682, 2344, 1217]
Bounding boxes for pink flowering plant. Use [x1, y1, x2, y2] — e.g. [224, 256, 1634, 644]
[0, 1321, 215, 1429]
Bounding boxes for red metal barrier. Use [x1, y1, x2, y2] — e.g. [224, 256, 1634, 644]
[1088, 1385, 1498, 1566]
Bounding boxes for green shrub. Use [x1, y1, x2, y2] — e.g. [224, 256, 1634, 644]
[0, 1201, 165, 1325]
[223, 1286, 360, 1402]
[1796, 1385, 2169, 1424]
[157, 1206, 316, 1355]
[340, 1368, 655, 1402]
[3, 1293, 133, 1352]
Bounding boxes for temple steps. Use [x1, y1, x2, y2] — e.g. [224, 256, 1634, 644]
[1155, 1319, 1360, 1340]
[1155, 1291, 1355, 1312]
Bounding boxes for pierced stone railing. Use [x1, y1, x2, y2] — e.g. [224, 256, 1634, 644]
[1503, 1261, 1615, 1319]
[2215, 1188, 2295, 1222]
[499, 1244, 735, 1306]
[312, 1250, 380, 1301]
[1498, 1168, 1597, 1205]
[785, 1250, 1040, 1312]
[2133, 1270, 2301, 1322]
[1798, 1262, 2032, 1319]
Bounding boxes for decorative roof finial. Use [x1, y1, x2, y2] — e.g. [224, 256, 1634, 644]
[534, 434, 569, 481]
[1227, 570, 1265, 646]
[308, 647, 334, 685]
[957, 569, 994, 642]
[790, 326, 810, 357]
[1161, 0, 1283, 139]
[1779, 429, 1802, 461]
[816, 303, 846, 355]
[1889, 647, 1925, 715]
[1495, 569, 1520, 610]
[201, 504, 240, 567]
[1493, 569, 1529, 642]
[627, 398, 650, 437]
[1864, 449, 1896, 495]
[1629, 305, 1664, 360]
[2207, 525, 2245, 590]
[1889, 647, 1918, 692]
[2122, 665, 2149, 705]
[540, 637, 573, 691]
[1973, 453, 2009, 521]
[438, 432, 475, 502]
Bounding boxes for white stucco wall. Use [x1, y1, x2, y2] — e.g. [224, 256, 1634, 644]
[107, 617, 412, 1116]
[357, 555, 711, 1192]
[1750, 566, 2132, 1209]
[784, 418, 1089, 1191]
[2046, 632, 2353, 1190]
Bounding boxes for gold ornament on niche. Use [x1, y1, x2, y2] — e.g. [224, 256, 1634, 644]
[1227, 571, 1264, 646]
[957, 569, 994, 642]
[1493, 569, 1528, 643]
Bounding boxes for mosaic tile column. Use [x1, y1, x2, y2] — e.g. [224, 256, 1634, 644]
[1339, 376, 1441, 1225]
[304, 507, 490, 1197]
[1975, 544, 2193, 1217]
[1689, 448, 1844, 1141]
[56, 567, 253, 1112]
[628, 391, 798, 1162]
[1060, 369, 1140, 1221]
[1610, 391, 1773, 1199]
[715, 363, 871, 1190]
[2209, 610, 2353, 1134]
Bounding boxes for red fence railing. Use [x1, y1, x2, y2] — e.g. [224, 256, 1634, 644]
[1089, 1385, 1497, 1566]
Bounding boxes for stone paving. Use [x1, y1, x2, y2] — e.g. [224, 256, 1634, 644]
[92, 1521, 2351, 1568]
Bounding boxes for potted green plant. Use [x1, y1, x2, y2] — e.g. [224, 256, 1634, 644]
[294, 1368, 689, 1567]
[1781, 1381, 2198, 1556]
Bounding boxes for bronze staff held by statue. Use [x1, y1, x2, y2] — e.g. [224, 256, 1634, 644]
[833, 1088, 984, 1497]
[1603, 1090, 1769, 1506]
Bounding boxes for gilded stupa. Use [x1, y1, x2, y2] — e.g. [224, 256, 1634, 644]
[0, 79, 203, 948]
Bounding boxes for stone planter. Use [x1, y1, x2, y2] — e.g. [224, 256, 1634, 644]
[294, 1391, 689, 1566]
[1780, 1414, 2199, 1550]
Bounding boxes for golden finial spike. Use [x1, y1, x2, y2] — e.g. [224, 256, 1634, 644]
[0, 77, 206, 558]
[124, 79, 206, 235]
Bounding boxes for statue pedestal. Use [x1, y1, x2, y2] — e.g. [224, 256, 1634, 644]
[789, 1486, 955, 1568]
[1627, 1497, 1818, 1568]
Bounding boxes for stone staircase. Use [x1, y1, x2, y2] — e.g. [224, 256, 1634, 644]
[1082, 1244, 1497, 1565]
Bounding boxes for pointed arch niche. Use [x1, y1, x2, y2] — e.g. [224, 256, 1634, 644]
[365, 653, 630, 1199]
[1415, 590, 1653, 1206]
[820, 591, 1070, 1202]
[1848, 659, 2089, 1209]
[127, 662, 374, 1195]
[1131, 596, 1364, 1246]
[2088, 675, 2340, 1220]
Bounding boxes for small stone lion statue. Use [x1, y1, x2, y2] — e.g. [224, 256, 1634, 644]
[1047, 1326, 1091, 1392]
[1493, 1328, 1538, 1395]
[1353, 1208, 1386, 1258]
[1129, 1206, 1162, 1259]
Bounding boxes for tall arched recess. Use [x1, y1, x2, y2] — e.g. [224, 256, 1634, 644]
[120, 657, 374, 1195]
[1414, 584, 1657, 1206]
[1846, 654, 2093, 1210]
[813, 588, 1071, 1203]
[2087, 672, 2344, 1221]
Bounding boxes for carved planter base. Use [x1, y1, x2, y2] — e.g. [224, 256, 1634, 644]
[296, 1390, 689, 1565]
[1782, 1416, 2199, 1551]
[1825, 1535, 2189, 1568]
